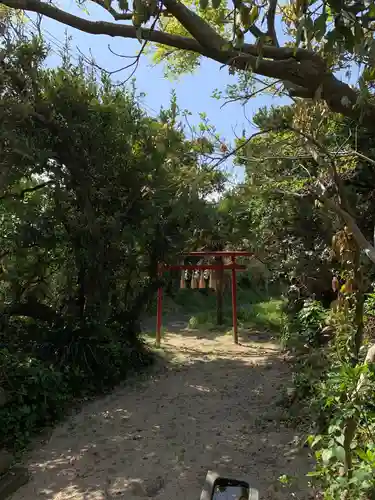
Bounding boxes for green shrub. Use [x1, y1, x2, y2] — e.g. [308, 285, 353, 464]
[185, 299, 284, 333]
[0, 349, 69, 449]
[0, 323, 154, 451]
[307, 362, 375, 499]
[364, 291, 375, 318]
[298, 300, 327, 345]
[237, 299, 284, 331]
[284, 298, 375, 499]
[282, 299, 327, 348]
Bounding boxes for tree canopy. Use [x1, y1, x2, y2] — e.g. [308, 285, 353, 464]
[2, 0, 375, 128]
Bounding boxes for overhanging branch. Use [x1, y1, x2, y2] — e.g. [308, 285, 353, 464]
[319, 195, 375, 264]
[2, 0, 375, 128]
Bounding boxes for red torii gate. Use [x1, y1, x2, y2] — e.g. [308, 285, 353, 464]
[156, 250, 254, 347]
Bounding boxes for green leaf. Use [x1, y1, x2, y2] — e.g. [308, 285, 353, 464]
[328, 424, 340, 434]
[326, 4, 333, 21]
[306, 471, 321, 477]
[331, 445, 346, 462]
[310, 435, 323, 448]
[278, 474, 293, 485]
[356, 449, 368, 461]
[314, 12, 327, 41]
[334, 434, 345, 446]
[351, 468, 371, 483]
[322, 448, 333, 464]
[249, 5, 259, 25]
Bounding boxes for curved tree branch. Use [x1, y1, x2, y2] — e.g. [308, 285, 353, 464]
[266, 0, 278, 46]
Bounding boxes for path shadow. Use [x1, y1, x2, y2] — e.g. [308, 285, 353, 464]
[175, 326, 278, 344]
[12, 344, 314, 500]
[143, 316, 278, 345]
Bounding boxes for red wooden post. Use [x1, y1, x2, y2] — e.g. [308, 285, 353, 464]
[156, 264, 163, 347]
[231, 255, 238, 344]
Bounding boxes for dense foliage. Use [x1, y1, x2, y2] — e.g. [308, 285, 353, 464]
[231, 101, 375, 499]
[0, 32, 226, 449]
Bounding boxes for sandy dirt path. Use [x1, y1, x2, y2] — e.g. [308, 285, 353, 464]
[11, 320, 314, 500]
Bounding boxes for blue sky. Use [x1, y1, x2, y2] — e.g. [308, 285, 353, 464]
[27, 1, 292, 182]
